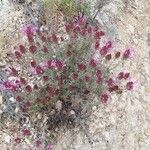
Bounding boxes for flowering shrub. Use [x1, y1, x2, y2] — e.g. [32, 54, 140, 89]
[2, 17, 136, 112]
[0, 15, 136, 149]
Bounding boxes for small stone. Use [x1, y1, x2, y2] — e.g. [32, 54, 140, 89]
[103, 131, 110, 141]
[100, 13, 110, 23]
[9, 97, 16, 103]
[0, 95, 3, 105]
[133, 38, 138, 44]
[25, 138, 31, 145]
[2, 104, 7, 110]
[43, 115, 48, 123]
[70, 110, 75, 115]
[127, 24, 134, 33]
[55, 128, 59, 132]
[145, 87, 150, 93]
[0, 60, 7, 67]
[15, 107, 19, 113]
[4, 134, 11, 143]
[37, 113, 42, 119]
[55, 100, 62, 111]
[92, 106, 97, 110]
[50, 109, 55, 115]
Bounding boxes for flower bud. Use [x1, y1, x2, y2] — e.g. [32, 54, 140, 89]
[100, 93, 109, 103]
[29, 45, 37, 53]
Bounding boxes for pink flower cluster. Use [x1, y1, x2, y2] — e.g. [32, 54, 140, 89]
[21, 24, 38, 36]
[29, 60, 65, 75]
[1, 15, 136, 113]
[0, 80, 20, 92]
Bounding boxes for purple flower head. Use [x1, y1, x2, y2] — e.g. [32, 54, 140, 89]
[19, 44, 26, 54]
[77, 63, 86, 71]
[95, 40, 100, 49]
[74, 14, 87, 26]
[100, 46, 108, 55]
[55, 60, 65, 70]
[117, 71, 130, 80]
[22, 129, 32, 136]
[5, 67, 18, 76]
[105, 41, 112, 49]
[21, 24, 38, 36]
[36, 66, 44, 75]
[47, 60, 56, 69]
[96, 76, 102, 83]
[96, 69, 102, 77]
[117, 72, 124, 80]
[51, 33, 58, 43]
[29, 65, 44, 75]
[39, 61, 49, 70]
[107, 78, 116, 87]
[45, 144, 53, 150]
[87, 26, 92, 33]
[126, 81, 134, 90]
[40, 60, 65, 71]
[123, 48, 134, 59]
[100, 93, 109, 103]
[30, 61, 48, 75]
[35, 139, 43, 147]
[14, 137, 21, 145]
[126, 78, 138, 91]
[123, 70, 130, 79]
[65, 22, 74, 32]
[73, 25, 81, 33]
[89, 58, 97, 68]
[15, 51, 22, 59]
[94, 31, 105, 39]
[25, 85, 32, 93]
[47, 60, 55, 69]
[105, 54, 112, 60]
[0, 79, 20, 92]
[71, 73, 78, 80]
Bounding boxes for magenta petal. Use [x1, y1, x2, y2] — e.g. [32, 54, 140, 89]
[21, 24, 38, 36]
[123, 48, 134, 59]
[100, 93, 109, 103]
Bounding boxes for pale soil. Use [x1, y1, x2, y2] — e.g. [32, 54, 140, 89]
[0, 0, 150, 150]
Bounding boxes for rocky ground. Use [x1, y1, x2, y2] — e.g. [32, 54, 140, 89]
[0, 0, 26, 67]
[0, 0, 150, 150]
